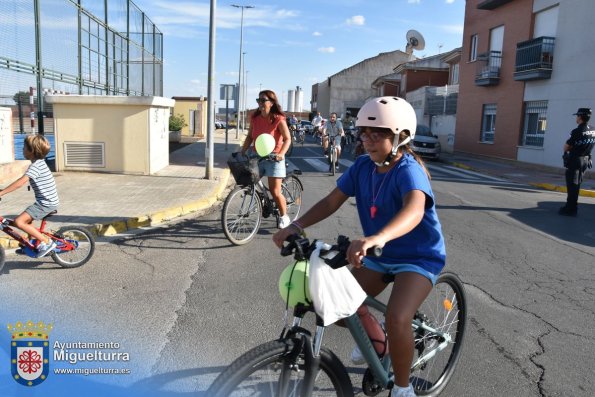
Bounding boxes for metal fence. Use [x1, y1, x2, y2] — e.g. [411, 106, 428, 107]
[0, 0, 163, 134]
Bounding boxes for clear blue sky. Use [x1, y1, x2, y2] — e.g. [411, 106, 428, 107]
[132, 0, 465, 111]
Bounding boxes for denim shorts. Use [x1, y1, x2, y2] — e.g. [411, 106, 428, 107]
[25, 202, 58, 221]
[249, 149, 286, 178]
[363, 257, 439, 286]
[259, 157, 286, 178]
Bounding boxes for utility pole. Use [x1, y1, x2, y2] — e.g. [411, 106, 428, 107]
[205, 0, 217, 179]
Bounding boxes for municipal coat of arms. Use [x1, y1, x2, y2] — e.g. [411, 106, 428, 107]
[7, 320, 52, 387]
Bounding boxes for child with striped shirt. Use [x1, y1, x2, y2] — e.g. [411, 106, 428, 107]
[0, 134, 59, 257]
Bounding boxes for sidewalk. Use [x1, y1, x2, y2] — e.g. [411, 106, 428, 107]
[1, 136, 594, 249]
[0, 128, 245, 249]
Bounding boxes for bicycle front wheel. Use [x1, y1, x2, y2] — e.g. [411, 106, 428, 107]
[282, 175, 303, 222]
[411, 272, 467, 396]
[221, 186, 262, 245]
[330, 147, 336, 176]
[207, 339, 353, 397]
[0, 246, 5, 274]
[50, 226, 95, 268]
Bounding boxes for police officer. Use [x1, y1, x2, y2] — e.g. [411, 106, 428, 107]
[559, 107, 594, 216]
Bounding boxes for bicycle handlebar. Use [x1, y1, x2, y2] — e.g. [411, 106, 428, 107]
[281, 234, 382, 269]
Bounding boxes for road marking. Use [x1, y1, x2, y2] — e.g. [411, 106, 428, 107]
[428, 164, 507, 182]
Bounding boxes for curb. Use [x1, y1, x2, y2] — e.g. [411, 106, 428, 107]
[0, 170, 231, 249]
[89, 168, 232, 237]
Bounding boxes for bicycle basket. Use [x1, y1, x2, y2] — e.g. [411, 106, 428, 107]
[227, 154, 260, 186]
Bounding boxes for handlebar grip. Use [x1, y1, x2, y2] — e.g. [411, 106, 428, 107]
[366, 246, 382, 257]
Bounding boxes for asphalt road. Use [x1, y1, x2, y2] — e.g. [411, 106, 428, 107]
[1, 137, 593, 396]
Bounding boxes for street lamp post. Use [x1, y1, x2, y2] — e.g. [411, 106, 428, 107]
[232, 4, 254, 139]
[244, 69, 249, 131]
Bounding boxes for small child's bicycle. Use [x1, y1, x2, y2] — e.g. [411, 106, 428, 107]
[207, 235, 467, 396]
[0, 199, 95, 273]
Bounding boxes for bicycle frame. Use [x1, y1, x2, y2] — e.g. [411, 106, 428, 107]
[0, 215, 76, 255]
[287, 294, 454, 391]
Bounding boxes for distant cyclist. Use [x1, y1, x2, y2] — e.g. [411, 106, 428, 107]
[312, 111, 323, 137]
[322, 112, 344, 171]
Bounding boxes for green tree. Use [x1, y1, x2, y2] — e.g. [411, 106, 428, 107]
[169, 113, 187, 131]
[13, 91, 30, 105]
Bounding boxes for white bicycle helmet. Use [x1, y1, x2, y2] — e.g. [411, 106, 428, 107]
[356, 96, 417, 165]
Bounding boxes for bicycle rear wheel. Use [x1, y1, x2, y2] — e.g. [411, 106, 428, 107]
[50, 226, 95, 268]
[411, 272, 467, 396]
[282, 175, 303, 222]
[221, 186, 262, 245]
[207, 339, 353, 397]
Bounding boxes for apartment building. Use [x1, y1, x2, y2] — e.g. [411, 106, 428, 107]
[456, 0, 595, 168]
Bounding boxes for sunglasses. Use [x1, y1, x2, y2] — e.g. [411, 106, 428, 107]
[360, 131, 390, 143]
[256, 98, 271, 104]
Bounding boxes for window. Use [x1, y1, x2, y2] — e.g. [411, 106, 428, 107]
[521, 101, 547, 147]
[470, 34, 478, 61]
[481, 104, 497, 143]
[451, 64, 459, 84]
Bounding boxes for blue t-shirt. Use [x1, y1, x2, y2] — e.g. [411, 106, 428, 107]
[336, 154, 446, 275]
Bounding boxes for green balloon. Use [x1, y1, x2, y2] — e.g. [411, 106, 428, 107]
[255, 133, 276, 157]
[278, 260, 310, 307]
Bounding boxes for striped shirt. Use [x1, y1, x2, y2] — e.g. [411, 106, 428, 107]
[26, 160, 59, 207]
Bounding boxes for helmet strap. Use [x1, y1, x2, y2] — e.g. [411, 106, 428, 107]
[374, 135, 410, 166]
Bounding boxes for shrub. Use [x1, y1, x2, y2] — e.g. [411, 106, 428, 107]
[169, 113, 187, 131]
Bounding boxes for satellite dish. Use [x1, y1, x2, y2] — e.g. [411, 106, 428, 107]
[406, 30, 426, 54]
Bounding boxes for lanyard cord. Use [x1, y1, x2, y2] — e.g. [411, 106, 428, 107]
[370, 165, 395, 219]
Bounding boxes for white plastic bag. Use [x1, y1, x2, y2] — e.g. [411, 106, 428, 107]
[308, 241, 367, 326]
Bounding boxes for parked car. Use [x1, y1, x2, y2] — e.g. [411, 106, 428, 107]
[215, 120, 227, 129]
[412, 124, 441, 159]
[299, 120, 313, 134]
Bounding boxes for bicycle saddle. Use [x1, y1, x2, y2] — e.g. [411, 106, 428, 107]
[43, 210, 58, 220]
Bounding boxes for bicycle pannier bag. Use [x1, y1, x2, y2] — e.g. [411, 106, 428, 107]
[227, 153, 259, 186]
[308, 241, 367, 326]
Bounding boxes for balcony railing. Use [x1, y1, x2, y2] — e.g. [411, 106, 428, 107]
[475, 51, 502, 86]
[514, 36, 555, 81]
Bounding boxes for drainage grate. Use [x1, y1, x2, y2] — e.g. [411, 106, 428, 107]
[64, 142, 105, 167]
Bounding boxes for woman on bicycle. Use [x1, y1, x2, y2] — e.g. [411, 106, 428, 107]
[273, 96, 445, 397]
[240, 89, 293, 229]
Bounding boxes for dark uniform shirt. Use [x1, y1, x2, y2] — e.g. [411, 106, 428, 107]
[566, 122, 595, 158]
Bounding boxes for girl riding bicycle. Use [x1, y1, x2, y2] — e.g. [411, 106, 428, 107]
[273, 96, 445, 397]
[0, 134, 59, 257]
[241, 90, 293, 229]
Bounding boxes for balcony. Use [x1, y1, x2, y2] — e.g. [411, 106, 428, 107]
[477, 0, 514, 10]
[475, 51, 502, 86]
[514, 36, 555, 81]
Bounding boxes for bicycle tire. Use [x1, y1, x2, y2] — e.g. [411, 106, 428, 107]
[50, 226, 95, 268]
[221, 186, 262, 245]
[207, 338, 354, 397]
[411, 272, 467, 397]
[330, 147, 336, 176]
[282, 175, 303, 222]
[0, 246, 5, 274]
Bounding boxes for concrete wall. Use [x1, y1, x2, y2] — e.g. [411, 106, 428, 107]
[46, 95, 174, 175]
[313, 50, 411, 118]
[172, 98, 207, 138]
[519, 0, 595, 168]
[431, 115, 457, 154]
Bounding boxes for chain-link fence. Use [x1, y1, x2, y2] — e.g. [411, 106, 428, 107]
[0, 0, 163, 134]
